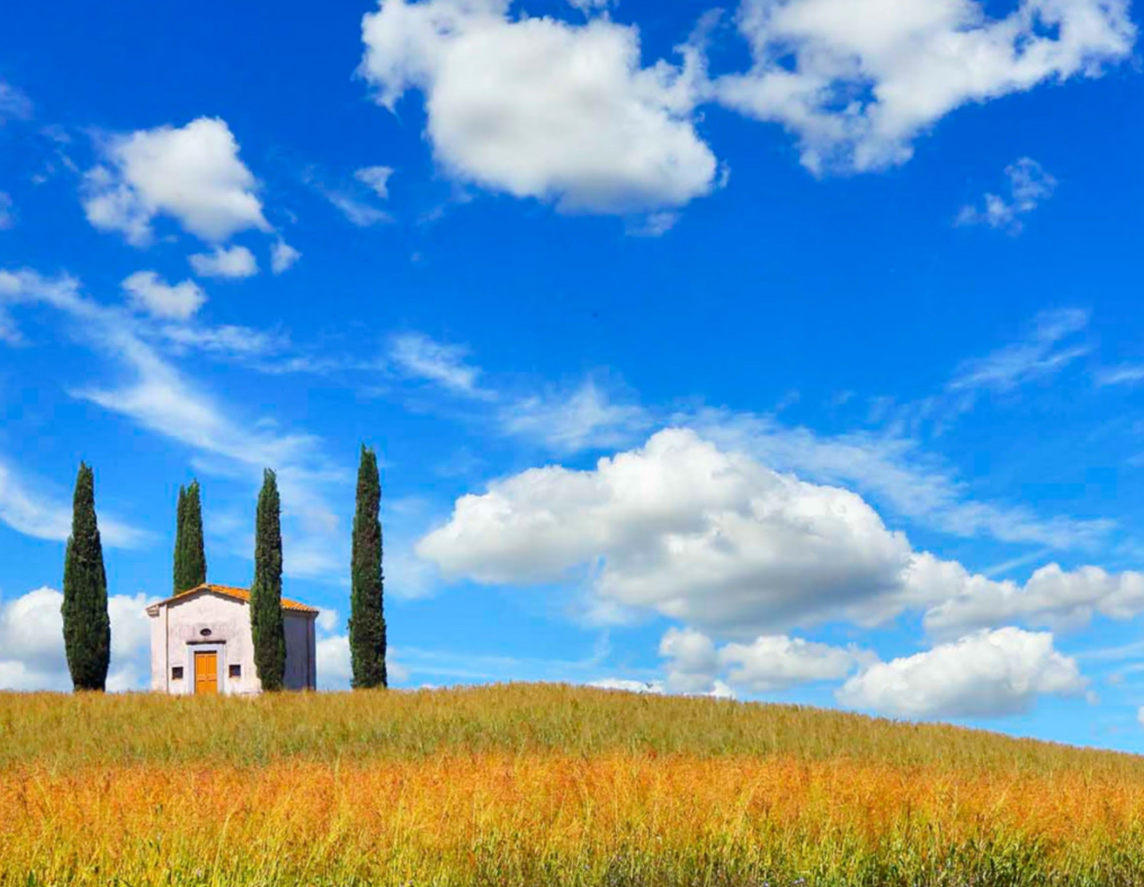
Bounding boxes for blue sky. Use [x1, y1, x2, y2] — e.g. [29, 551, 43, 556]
[3, 0, 1144, 752]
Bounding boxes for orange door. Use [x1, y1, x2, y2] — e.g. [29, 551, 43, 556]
[194, 651, 218, 695]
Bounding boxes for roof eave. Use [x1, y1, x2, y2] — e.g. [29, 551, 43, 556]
[147, 584, 319, 616]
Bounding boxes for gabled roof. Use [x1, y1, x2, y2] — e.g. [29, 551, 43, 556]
[149, 583, 320, 615]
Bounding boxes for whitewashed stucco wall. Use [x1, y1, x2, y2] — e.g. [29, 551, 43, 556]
[149, 606, 167, 692]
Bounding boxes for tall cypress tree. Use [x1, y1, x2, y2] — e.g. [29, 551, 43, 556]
[61, 462, 111, 692]
[250, 468, 286, 691]
[174, 481, 208, 594]
[173, 484, 187, 594]
[349, 445, 387, 689]
[183, 480, 207, 589]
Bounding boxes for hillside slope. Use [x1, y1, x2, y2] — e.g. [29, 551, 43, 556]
[2, 684, 1143, 886]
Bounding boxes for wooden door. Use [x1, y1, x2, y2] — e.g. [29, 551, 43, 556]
[194, 651, 218, 695]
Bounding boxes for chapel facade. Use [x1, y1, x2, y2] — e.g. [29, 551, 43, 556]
[146, 583, 318, 695]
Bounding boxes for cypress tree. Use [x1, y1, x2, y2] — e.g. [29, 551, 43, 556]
[173, 484, 187, 594]
[174, 481, 208, 594]
[349, 445, 387, 689]
[250, 468, 286, 691]
[61, 462, 111, 692]
[183, 480, 207, 589]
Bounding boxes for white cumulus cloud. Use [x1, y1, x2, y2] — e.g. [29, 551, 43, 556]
[719, 634, 862, 692]
[659, 626, 720, 693]
[418, 428, 1141, 640]
[417, 428, 928, 635]
[121, 271, 206, 320]
[0, 586, 158, 692]
[315, 633, 410, 690]
[916, 556, 1144, 637]
[590, 677, 666, 694]
[836, 627, 1088, 718]
[189, 244, 259, 279]
[589, 674, 735, 699]
[270, 240, 301, 274]
[359, 0, 718, 215]
[81, 117, 269, 245]
[717, 0, 1134, 172]
[659, 626, 863, 695]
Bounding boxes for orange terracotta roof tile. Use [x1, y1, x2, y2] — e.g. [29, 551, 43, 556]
[170, 583, 320, 615]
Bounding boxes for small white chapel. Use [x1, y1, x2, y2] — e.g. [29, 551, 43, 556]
[146, 583, 319, 695]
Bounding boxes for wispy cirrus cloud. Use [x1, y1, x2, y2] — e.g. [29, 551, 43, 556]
[323, 190, 393, 227]
[825, 308, 1095, 443]
[388, 638, 613, 685]
[957, 158, 1058, 234]
[388, 331, 489, 398]
[155, 322, 289, 358]
[355, 165, 393, 199]
[307, 166, 394, 227]
[0, 267, 347, 580]
[500, 378, 650, 454]
[689, 408, 1111, 552]
[0, 192, 14, 230]
[0, 81, 32, 124]
[948, 309, 1090, 395]
[1095, 365, 1144, 388]
[384, 332, 649, 453]
[0, 457, 149, 548]
[380, 322, 1109, 552]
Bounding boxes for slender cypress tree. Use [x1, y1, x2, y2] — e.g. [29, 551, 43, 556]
[173, 484, 187, 594]
[174, 481, 207, 593]
[349, 445, 387, 689]
[61, 462, 111, 692]
[183, 480, 207, 589]
[250, 468, 286, 691]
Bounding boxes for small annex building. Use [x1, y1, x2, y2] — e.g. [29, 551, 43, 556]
[146, 583, 319, 695]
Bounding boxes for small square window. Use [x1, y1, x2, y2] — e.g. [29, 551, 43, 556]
[171, 666, 184, 680]
[229, 664, 241, 679]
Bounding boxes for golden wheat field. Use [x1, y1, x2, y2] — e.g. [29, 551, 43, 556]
[3, 684, 1144, 886]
